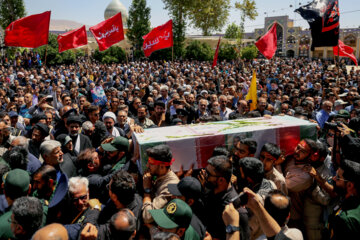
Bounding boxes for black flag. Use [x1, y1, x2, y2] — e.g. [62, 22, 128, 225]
[296, 0, 340, 51]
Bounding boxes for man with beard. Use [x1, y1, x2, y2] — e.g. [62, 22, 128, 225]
[39, 140, 69, 223]
[32, 165, 58, 201]
[142, 144, 179, 224]
[28, 123, 49, 159]
[150, 101, 171, 127]
[237, 157, 276, 239]
[283, 139, 317, 230]
[326, 160, 360, 239]
[0, 121, 14, 156]
[66, 115, 92, 155]
[102, 111, 125, 137]
[100, 136, 130, 172]
[135, 105, 155, 129]
[198, 155, 244, 240]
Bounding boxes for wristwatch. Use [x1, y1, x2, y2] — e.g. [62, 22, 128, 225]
[144, 188, 151, 194]
[226, 225, 240, 233]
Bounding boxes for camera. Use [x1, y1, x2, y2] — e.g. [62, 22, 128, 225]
[324, 121, 342, 131]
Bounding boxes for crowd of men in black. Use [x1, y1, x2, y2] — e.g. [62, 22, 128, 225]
[0, 51, 359, 240]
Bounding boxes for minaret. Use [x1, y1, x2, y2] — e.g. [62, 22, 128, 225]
[104, 0, 128, 28]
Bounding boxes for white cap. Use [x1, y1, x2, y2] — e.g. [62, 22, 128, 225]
[102, 111, 117, 123]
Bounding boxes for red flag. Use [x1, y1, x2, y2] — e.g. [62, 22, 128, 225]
[255, 22, 277, 59]
[212, 37, 221, 68]
[333, 40, 358, 66]
[57, 26, 88, 53]
[90, 12, 124, 51]
[143, 20, 173, 57]
[5, 11, 51, 48]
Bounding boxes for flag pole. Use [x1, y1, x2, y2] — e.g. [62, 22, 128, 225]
[337, 42, 340, 80]
[44, 44, 48, 66]
[172, 46, 174, 62]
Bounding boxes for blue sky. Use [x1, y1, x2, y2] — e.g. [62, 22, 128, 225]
[24, 0, 360, 34]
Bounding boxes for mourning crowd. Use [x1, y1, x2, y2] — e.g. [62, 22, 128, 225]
[0, 53, 360, 240]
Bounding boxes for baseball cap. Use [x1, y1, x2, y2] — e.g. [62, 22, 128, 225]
[334, 99, 348, 107]
[4, 169, 30, 197]
[101, 136, 129, 152]
[56, 134, 72, 147]
[168, 177, 201, 200]
[149, 199, 193, 229]
[335, 109, 350, 119]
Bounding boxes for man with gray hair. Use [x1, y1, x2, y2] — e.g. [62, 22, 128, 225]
[39, 140, 76, 178]
[11, 136, 41, 174]
[62, 176, 100, 225]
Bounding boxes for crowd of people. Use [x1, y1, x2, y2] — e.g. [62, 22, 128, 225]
[0, 51, 359, 240]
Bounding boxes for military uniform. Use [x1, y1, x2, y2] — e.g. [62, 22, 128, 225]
[327, 196, 360, 239]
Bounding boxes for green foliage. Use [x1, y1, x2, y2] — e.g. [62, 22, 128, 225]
[241, 45, 258, 60]
[185, 41, 213, 61]
[35, 34, 76, 65]
[149, 48, 172, 61]
[224, 22, 242, 39]
[34, 33, 86, 65]
[188, 0, 231, 36]
[92, 46, 126, 63]
[235, 0, 258, 45]
[126, 0, 151, 59]
[218, 43, 238, 61]
[162, 0, 193, 58]
[0, 0, 26, 29]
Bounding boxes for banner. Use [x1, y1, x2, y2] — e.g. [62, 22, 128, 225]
[143, 20, 173, 57]
[333, 40, 358, 66]
[57, 25, 88, 53]
[5, 11, 51, 48]
[296, 0, 340, 50]
[255, 22, 277, 60]
[91, 86, 107, 106]
[90, 12, 124, 51]
[212, 37, 221, 68]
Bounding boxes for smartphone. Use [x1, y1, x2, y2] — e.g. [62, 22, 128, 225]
[230, 192, 248, 208]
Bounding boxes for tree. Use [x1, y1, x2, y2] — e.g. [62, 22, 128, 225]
[162, 0, 194, 58]
[241, 45, 258, 60]
[235, 0, 258, 45]
[188, 0, 231, 36]
[224, 22, 242, 39]
[218, 43, 239, 61]
[185, 40, 213, 61]
[35, 33, 85, 65]
[92, 46, 126, 64]
[0, 0, 26, 29]
[126, 0, 151, 59]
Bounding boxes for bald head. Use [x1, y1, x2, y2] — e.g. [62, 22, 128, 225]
[32, 223, 68, 240]
[264, 190, 291, 227]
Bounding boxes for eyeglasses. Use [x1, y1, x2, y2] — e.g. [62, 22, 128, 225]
[72, 194, 88, 202]
[205, 168, 220, 178]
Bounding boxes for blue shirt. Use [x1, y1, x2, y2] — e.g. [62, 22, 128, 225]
[316, 109, 330, 128]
